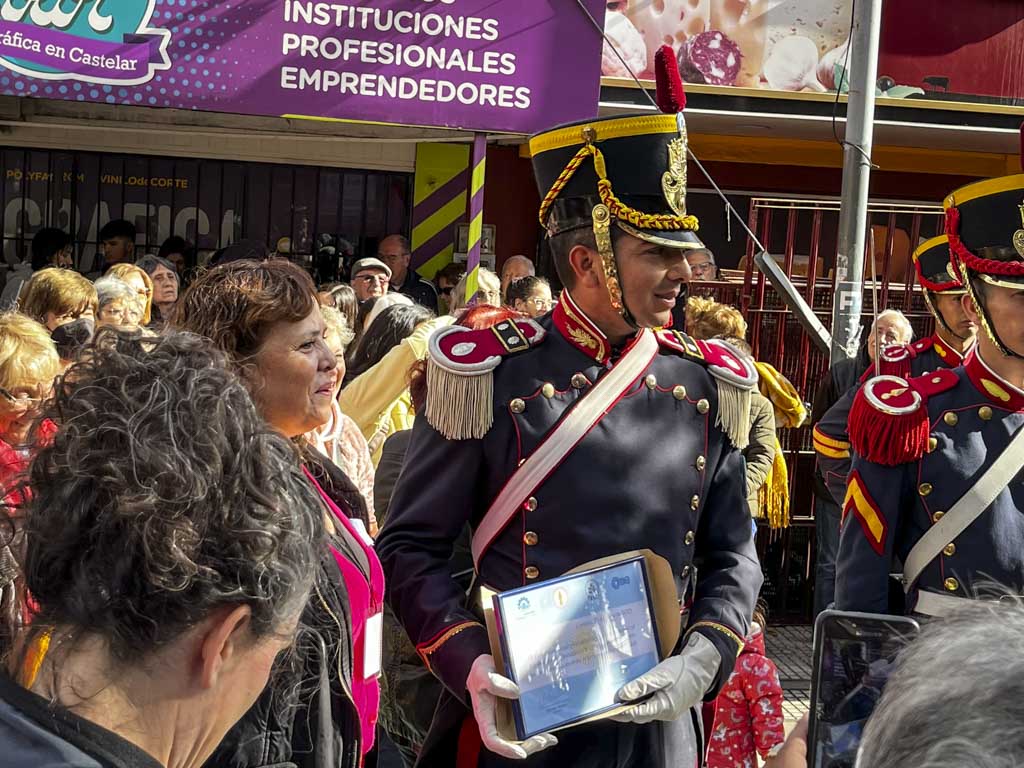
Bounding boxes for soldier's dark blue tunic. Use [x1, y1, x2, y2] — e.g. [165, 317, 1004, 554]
[376, 294, 762, 768]
[835, 350, 1024, 614]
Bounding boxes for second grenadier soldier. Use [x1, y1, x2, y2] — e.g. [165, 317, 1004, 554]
[836, 173, 1024, 616]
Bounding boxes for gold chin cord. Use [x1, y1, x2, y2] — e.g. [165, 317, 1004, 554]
[921, 288, 968, 343]
[591, 203, 625, 315]
[960, 259, 1022, 359]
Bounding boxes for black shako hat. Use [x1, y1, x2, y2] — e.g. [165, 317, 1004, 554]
[912, 235, 963, 294]
[944, 173, 1024, 356]
[944, 173, 1024, 289]
[529, 113, 704, 250]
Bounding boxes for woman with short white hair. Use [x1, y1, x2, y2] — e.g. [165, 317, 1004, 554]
[94, 276, 141, 329]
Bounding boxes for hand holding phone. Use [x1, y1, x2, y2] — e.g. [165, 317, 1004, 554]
[807, 611, 919, 768]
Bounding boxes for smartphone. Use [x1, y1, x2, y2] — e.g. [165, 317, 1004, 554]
[807, 610, 920, 768]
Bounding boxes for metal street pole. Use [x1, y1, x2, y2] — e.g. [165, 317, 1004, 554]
[830, 0, 884, 365]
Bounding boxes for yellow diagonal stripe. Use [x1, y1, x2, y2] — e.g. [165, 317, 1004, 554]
[418, 245, 455, 281]
[411, 193, 467, 251]
[844, 475, 883, 546]
[465, 265, 480, 302]
[467, 211, 484, 250]
[812, 426, 850, 451]
[471, 157, 486, 197]
[814, 441, 850, 460]
[414, 143, 470, 206]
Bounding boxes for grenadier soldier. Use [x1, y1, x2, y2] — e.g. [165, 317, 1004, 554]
[835, 174, 1024, 617]
[376, 57, 762, 767]
[813, 235, 977, 507]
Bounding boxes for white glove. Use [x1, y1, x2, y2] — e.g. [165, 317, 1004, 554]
[611, 633, 722, 724]
[467, 654, 559, 759]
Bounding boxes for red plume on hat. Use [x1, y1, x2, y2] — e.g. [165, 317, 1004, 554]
[655, 45, 686, 114]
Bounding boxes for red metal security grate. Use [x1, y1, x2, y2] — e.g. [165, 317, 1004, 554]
[697, 196, 945, 620]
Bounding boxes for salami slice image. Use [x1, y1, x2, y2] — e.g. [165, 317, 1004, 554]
[678, 30, 742, 86]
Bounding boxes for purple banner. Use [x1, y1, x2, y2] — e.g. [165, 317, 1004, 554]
[0, 1, 608, 135]
[0, 22, 164, 82]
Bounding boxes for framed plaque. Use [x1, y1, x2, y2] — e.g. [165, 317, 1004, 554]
[491, 556, 661, 740]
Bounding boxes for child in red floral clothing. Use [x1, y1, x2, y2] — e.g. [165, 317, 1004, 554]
[706, 607, 785, 768]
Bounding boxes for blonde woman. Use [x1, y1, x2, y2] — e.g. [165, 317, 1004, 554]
[0, 312, 61, 634]
[106, 263, 153, 326]
[449, 266, 501, 313]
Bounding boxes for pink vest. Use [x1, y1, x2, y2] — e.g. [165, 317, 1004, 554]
[304, 469, 384, 755]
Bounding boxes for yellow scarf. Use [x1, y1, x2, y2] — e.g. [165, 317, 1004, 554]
[757, 437, 790, 530]
[753, 362, 806, 429]
[752, 362, 805, 530]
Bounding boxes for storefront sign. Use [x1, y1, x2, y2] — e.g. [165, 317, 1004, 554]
[0, 0, 606, 134]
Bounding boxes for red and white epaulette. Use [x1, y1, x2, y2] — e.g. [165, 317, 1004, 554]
[424, 319, 545, 440]
[428, 319, 545, 375]
[849, 368, 958, 465]
[859, 341, 927, 382]
[656, 330, 758, 391]
[656, 330, 757, 449]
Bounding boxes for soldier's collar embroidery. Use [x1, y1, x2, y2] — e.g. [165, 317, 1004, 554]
[966, 350, 1024, 411]
[930, 334, 964, 366]
[552, 291, 611, 364]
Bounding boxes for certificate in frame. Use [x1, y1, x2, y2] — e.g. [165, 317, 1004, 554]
[491, 555, 662, 740]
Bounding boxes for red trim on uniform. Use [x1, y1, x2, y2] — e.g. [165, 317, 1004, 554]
[928, 334, 964, 367]
[947, 206, 1024, 277]
[848, 379, 930, 466]
[964, 349, 1024, 411]
[875, 344, 912, 379]
[456, 714, 483, 768]
[552, 291, 611, 364]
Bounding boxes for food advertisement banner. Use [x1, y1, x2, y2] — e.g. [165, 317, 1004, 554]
[0, 0, 607, 134]
[602, 0, 1024, 107]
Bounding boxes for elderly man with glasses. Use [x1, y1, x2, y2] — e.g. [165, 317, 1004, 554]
[686, 248, 720, 281]
[350, 257, 392, 303]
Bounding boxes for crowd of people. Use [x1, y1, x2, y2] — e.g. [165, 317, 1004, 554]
[0, 212, 970, 768]
[0, 200, 799, 768]
[0, 108, 1023, 768]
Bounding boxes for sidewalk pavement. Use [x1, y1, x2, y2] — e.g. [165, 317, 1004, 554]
[765, 624, 812, 729]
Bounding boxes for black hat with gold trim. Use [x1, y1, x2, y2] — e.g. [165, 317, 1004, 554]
[944, 173, 1024, 355]
[913, 234, 968, 341]
[913, 235, 962, 294]
[529, 46, 702, 326]
[529, 113, 703, 250]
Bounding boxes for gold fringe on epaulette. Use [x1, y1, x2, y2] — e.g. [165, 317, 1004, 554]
[716, 381, 751, 450]
[425, 358, 494, 440]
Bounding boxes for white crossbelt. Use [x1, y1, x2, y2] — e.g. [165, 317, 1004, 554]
[913, 590, 1011, 618]
[904, 419, 1024, 604]
[470, 329, 660, 568]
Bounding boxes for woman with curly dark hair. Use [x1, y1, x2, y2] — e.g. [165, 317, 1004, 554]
[174, 259, 383, 768]
[0, 329, 323, 768]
